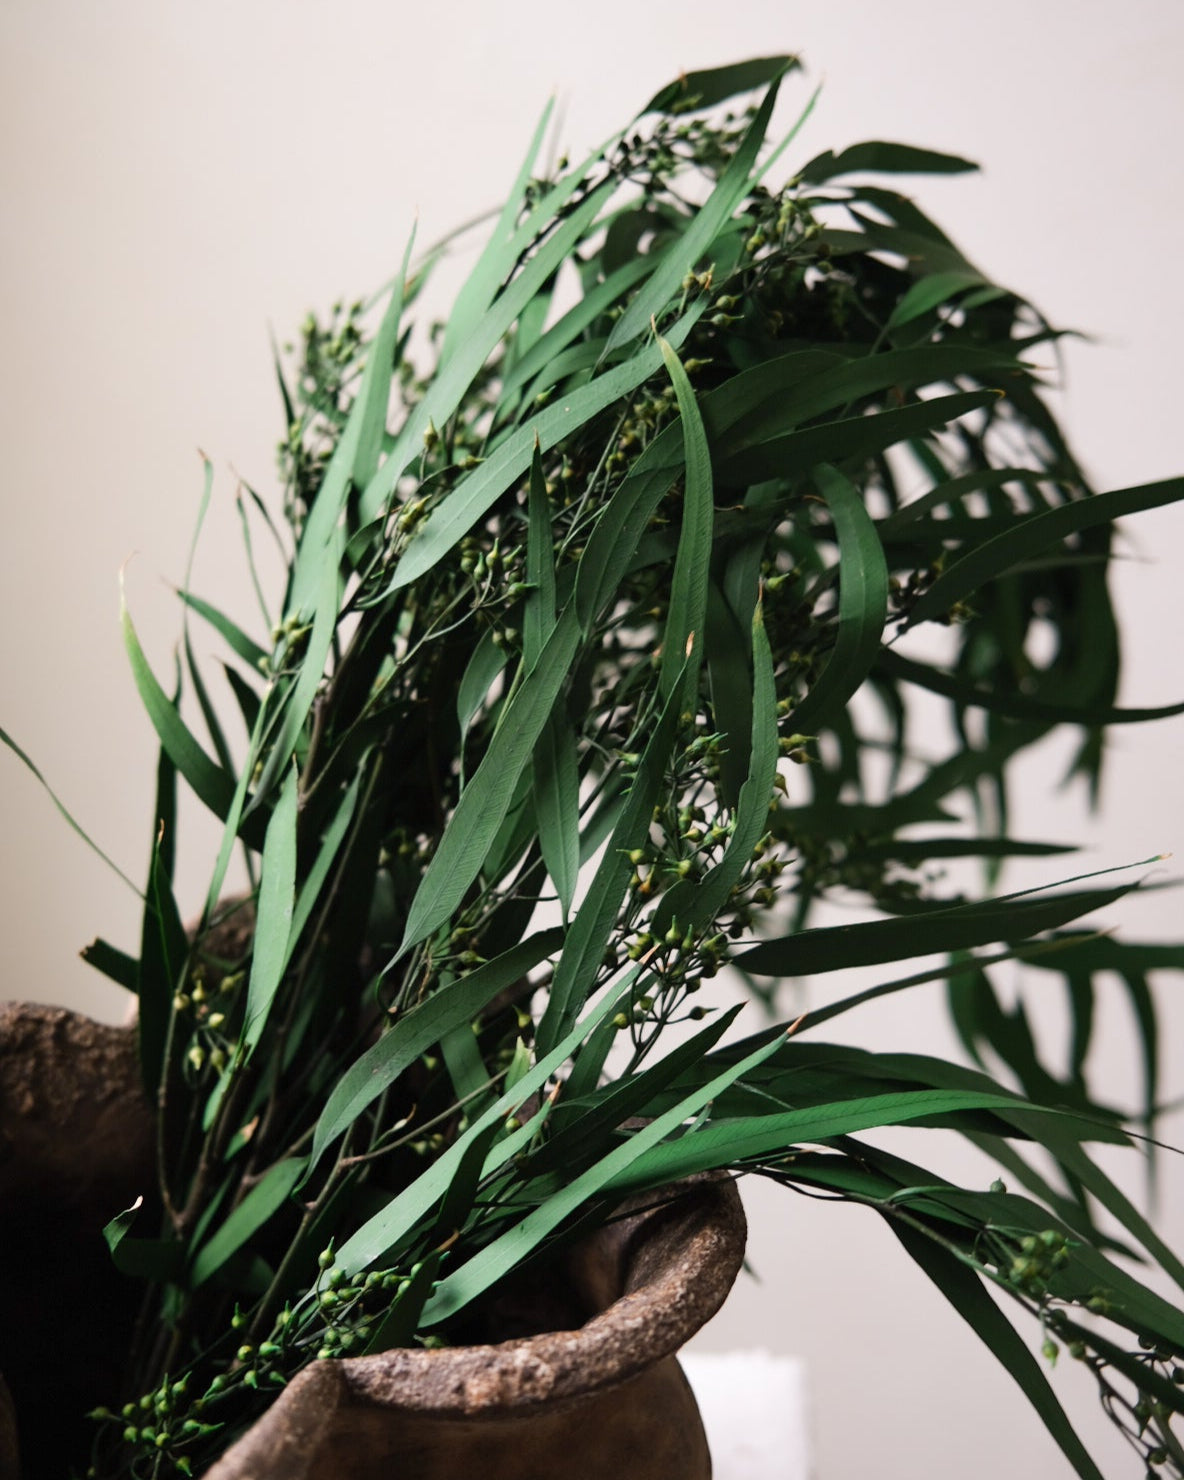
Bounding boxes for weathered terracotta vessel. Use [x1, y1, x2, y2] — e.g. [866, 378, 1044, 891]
[0, 1001, 745, 1479]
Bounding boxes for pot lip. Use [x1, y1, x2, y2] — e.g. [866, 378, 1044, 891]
[1, 1005, 746, 1443]
[335, 1174, 746, 1417]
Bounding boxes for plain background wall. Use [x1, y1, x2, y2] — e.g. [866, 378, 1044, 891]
[2, 3, 1181, 1475]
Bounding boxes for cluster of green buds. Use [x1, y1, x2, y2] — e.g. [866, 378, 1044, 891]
[89, 1245, 446, 1476]
[257, 612, 312, 679]
[175, 965, 241, 1080]
[1034, 1312, 1184, 1476]
[87, 1371, 219, 1477]
[277, 299, 368, 532]
[1003, 1227, 1072, 1304]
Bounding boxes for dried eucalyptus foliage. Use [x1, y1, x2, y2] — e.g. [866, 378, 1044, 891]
[10, 56, 1184, 1478]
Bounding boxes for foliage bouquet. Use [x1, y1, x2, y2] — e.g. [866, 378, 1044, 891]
[7, 54, 1184, 1479]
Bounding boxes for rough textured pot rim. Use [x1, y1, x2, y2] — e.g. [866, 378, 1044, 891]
[206, 1175, 745, 1479]
[0, 1002, 746, 1478]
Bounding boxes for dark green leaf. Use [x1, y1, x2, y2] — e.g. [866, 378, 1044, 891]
[243, 762, 299, 1055]
[189, 1158, 307, 1290]
[397, 609, 580, 955]
[79, 937, 139, 992]
[800, 141, 979, 183]
[891, 1223, 1105, 1480]
[656, 334, 713, 702]
[788, 464, 888, 735]
[905, 476, 1184, 629]
[643, 56, 798, 115]
[306, 930, 563, 1181]
[737, 875, 1144, 977]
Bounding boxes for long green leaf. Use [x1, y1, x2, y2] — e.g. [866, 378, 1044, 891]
[242, 763, 299, 1055]
[602, 1087, 1051, 1194]
[382, 299, 707, 594]
[788, 464, 888, 735]
[643, 56, 798, 115]
[878, 647, 1184, 725]
[737, 876, 1144, 977]
[0, 724, 141, 897]
[288, 229, 415, 612]
[905, 476, 1184, 629]
[419, 1022, 790, 1324]
[887, 269, 988, 331]
[536, 673, 687, 1056]
[397, 608, 581, 956]
[246, 538, 341, 814]
[335, 970, 640, 1275]
[359, 179, 617, 531]
[533, 710, 580, 921]
[175, 590, 267, 670]
[606, 71, 786, 354]
[523, 439, 557, 668]
[189, 1158, 307, 1290]
[657, 334, 714, 701]
[716, 389, 998, 487]
[305, 929, 563, 1181]
[654, 596, 777, 938]
[121, 573, 238, 825]
[438, 97, 554, 366]
[891, 1222, 1105, 1480]
[800, 141, 980, 183]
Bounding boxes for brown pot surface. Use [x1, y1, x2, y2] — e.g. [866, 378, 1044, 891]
[208, 1177, 745, 1480]
[0, 1002, 155, 1480]
[0, 1003, 746, 1480]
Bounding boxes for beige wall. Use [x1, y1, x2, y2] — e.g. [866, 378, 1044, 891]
[2, 3, 1181, 1475]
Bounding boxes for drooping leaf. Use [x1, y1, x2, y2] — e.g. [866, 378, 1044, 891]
[891, 1222, 1105, 1480]
[0, 724, 141, 897]
[905, 476, 1184, 629]
[242, 762, 299, 1055]
[189, 1157, 307, 1290]
[305, 929, 563, 1182]
[737, 871, 1148, 978]
[788, 464, 888, 735]
[800, 141, 980, 183]
[397, 609, 581, 956]
[642, 56, 799, 116]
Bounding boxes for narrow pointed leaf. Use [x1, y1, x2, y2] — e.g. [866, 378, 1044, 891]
[0, 724, 141, 897]
[788, 464, 888, 735]
[190, 1158, 307, 1290]
[737, 877, 1143, 978]
[643, 56, 798, 115]
[419, 1023, 790, 1324]
[905, 476, 1184, 629]
[243, 763, 299, 1054]
[891, 1223, 1105, 1480]
[607, 74, 785, 354]
[121, 576, 238, 825]
[398, 608, 580, 955]
[533, 709, 580, 920]
[306, 929, 563, 1181]
[800, 141, 980, 183]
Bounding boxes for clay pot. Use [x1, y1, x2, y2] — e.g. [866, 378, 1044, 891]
[0, 1003, 155, 1480]
[0, 1002, 745, 1480]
